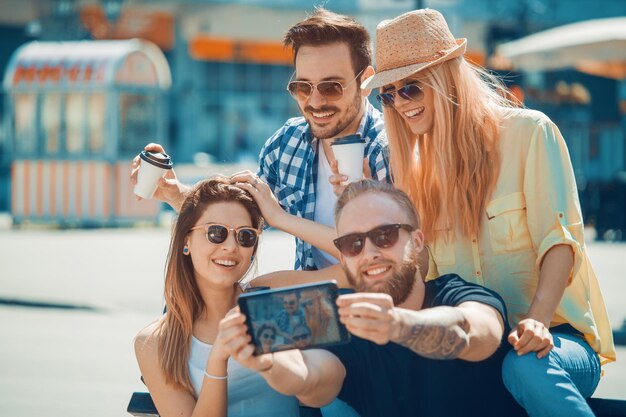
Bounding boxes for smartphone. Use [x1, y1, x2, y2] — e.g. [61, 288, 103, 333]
[238, 280, 351, 355]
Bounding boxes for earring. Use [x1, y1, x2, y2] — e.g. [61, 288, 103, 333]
[183, 246, 190, 255]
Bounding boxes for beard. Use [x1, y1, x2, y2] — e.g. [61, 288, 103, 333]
[301, 89, 363, 140]
[343, 243, 419, 306]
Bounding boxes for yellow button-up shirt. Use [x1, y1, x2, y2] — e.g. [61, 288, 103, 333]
[426, 108, 616, 364]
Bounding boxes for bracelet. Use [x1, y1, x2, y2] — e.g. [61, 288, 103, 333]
[204, 371, 228, 380]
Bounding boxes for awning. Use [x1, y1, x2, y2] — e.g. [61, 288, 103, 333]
[3, 38, 172, 91]
[497, 17, 626, 79]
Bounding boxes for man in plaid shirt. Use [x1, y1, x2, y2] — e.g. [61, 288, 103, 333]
[255, 104, 389, 270]
[249, 8, 391, 270]
[131, 8, 391, 270]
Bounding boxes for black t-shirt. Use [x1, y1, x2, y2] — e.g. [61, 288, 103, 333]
[327, 274, 526, 417]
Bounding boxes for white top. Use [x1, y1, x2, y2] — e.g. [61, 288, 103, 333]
[188, 336, 299, 417]
[312, 145, 339, 268]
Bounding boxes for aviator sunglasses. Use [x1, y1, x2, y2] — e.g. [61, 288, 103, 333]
[190, 223, 260, 248]
[333, 224, 414, 257]
[287, 69, 364, 101]
[375, 83, 424, 108]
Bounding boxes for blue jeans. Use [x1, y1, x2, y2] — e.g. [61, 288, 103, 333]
[502, 332, 601, 417]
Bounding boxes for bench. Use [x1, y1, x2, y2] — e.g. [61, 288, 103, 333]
[127, 391, 323, 417]
[128, 391, 626, 417]
[587, 398, 626, 417]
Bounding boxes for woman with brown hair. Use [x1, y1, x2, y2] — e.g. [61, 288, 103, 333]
[134, 177, 343, 417]
[361, 9, 615, 417]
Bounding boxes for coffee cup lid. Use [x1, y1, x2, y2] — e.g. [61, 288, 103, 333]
[330, 134, 365, 146]
[140, 150, 173, 169]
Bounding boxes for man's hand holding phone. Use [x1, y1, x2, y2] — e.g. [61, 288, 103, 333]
[336, 293, 399, 345]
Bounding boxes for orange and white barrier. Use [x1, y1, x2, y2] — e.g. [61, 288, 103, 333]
[11, 160, 160, 224]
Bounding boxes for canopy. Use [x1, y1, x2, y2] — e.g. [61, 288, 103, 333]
[497, 17, 626, 79]
[3, 38, 172, 91]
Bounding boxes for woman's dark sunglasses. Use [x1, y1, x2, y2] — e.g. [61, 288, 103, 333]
[261, 332, 276, 341]
[189, 223, 260, 248]
[376, 83, 424, 108]
[293, 333, 311, 341]
[286, 69, 364, 101]
[333, 224, 414, 257]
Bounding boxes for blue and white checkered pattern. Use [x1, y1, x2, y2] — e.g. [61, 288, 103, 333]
[257, 100, 392, 270]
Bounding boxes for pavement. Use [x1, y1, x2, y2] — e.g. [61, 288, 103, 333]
[0, 227, 625, 417]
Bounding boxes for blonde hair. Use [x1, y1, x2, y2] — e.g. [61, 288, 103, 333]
[384, 57, 515, 241]
[335, 179, 420, 229]
[155, 177, 264, 396]
[304, 295, 331, 340]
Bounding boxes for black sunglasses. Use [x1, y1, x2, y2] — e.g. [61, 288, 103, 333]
[261, 332, 276, 341]
[376, 83, 424, 108]
[293, 333, 311, 341]
[287, 69, 364, 101]
[333, 224, 414, 257]
[189, 223, 260, 248]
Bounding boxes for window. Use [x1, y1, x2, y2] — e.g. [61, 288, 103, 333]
[66, 93, 86, 154]
[88, 93, 106, 154]
[42, 93, 63, 155]
[119, 93, 156, 155]
[13, 93, 37, 155]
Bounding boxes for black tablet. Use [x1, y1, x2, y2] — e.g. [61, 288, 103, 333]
[238, 280, 351, 355]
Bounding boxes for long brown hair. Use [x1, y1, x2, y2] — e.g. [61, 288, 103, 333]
[384, 58, 515, 241]
[156, 176, 264, 395]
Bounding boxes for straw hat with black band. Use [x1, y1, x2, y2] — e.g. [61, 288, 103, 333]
[361, 9, 467, 90]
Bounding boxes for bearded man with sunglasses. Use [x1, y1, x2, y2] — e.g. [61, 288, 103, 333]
[131, 7, 391, 272]
[311, 179, 524, 417]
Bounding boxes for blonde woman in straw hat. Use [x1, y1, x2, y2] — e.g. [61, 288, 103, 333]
[361, 8, 615, 417]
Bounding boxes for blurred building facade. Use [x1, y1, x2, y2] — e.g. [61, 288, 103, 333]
[0, 0, 624, 234]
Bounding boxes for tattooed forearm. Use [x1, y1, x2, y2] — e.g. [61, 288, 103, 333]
[392, 307, 470, 360]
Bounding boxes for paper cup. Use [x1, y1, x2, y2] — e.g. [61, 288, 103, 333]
[134, 151, 173, 199]
[331, 135, 366, 183]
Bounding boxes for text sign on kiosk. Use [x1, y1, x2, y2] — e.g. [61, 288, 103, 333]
[330, 134, 366, 183]
[134, 150, 173, 199]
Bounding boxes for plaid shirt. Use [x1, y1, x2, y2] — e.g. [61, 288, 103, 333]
[276, 308, 307, 334]
[257, 100, 391, 270]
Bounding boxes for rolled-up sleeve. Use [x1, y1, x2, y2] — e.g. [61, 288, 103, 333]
[257, 131, 279, 188]
[523, 118, 584, 282]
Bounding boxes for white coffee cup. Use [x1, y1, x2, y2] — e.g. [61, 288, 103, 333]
[331, 135, 366, 183]
[134, 151, 173, 199]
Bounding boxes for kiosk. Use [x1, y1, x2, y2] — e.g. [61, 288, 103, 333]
[2, 39, 171, 226]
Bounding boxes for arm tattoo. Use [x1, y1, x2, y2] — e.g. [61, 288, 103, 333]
[393, 307, 470, 360]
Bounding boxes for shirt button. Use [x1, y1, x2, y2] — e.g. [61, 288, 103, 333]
[472, 238, 477, 243]
[476, 271, 481, 276]
[559, 213, 564, 218]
